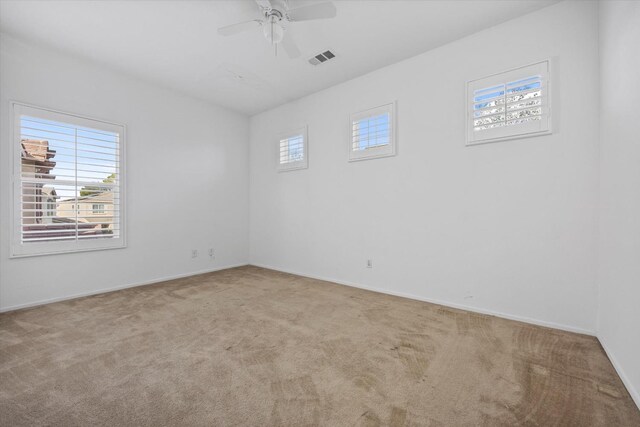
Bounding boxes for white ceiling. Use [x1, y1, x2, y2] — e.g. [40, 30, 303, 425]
[0, 0, 559, 116]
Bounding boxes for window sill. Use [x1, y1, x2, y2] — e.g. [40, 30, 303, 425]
[10, 241, 127, 259]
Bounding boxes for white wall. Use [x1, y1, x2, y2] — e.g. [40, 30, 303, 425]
[249, 0, 600, 334]
[0, 35, 249, 311]
[597, 0, 640, 408]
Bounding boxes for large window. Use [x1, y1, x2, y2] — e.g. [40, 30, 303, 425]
[12, 103, 125, 257]
[467, 60, 551, 145]
[277, 126, 308, 172]
[349, 102, 396, 161]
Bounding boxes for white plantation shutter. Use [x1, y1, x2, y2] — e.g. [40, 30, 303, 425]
[349, 103, 396, 161]
[467, 61, 551, 145]
[12, 103, 125, 257]
[277, 126, 308, 171]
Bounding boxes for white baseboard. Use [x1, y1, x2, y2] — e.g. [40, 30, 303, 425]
[250, 263, 596, 336]
[598, 336, 640, 410]
[0, 263, 249, 313]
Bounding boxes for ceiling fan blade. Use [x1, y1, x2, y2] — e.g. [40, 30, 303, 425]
[217, 20, 263, 36]
[255, 0, 273, 10]
[288, 2, 336, 21]
[281, 32, 301, 59]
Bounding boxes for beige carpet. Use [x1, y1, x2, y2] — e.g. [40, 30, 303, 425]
[1, 266, 639, 426]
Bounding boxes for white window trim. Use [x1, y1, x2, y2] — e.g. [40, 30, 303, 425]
[276, 126, 308, 172]
[349, 102, 396, 162]
[10, 101, 127, 258]
[466, 60, 552, 146]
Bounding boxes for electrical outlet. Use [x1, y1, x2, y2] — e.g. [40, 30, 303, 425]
[366, 259, 373, 268]
[209, 248, 215, 259]
[191, 249, 198, 258]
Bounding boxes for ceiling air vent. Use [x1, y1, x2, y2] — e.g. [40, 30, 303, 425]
[309, 50, 336, 66]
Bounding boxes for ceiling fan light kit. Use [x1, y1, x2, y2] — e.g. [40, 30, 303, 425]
[217, 0, 337, 59]
[263, 13, 285, 44]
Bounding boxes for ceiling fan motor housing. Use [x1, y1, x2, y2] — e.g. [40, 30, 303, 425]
[218, 0, 337, 58]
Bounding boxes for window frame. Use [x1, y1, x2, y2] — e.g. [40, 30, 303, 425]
[92, 204, 106, 215]
[466, 60, 551, 146]
[276, 125, 308, 172]
[11, 102, 127, 258]
[348, 102, 396, 162]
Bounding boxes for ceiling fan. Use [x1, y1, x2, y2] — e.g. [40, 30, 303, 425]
[217, 0, 337, 59]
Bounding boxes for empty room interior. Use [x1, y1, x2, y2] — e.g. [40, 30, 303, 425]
[1, 0, 639, 425]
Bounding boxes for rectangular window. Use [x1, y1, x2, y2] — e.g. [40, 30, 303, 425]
[12, 103, 125, 257]
[349, 102, 396, 161]
[467, 60, 550, 145]
[277, 126, 308, 172]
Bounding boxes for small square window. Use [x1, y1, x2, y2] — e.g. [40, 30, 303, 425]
[467, 60, 551, 145]
[349, 102, 396, 161]
[277, 126, 308, 172]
